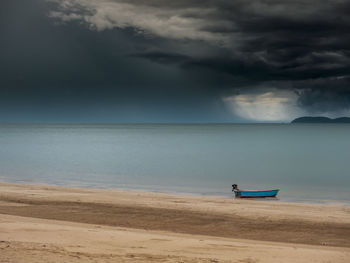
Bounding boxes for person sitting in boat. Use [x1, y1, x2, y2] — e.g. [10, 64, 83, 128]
[232, 184, 239, 191]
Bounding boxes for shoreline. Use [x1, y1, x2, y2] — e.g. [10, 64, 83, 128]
[1, 178, 349, 206]
[1, 182, 350, 262]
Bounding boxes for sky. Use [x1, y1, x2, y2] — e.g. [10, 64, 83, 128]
[1, 0, 350, 122]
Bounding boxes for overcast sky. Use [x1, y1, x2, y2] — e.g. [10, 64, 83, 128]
[1, 0, 350, 122]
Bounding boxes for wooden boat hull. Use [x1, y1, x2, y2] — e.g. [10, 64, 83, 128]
[234, 189, 279, 198]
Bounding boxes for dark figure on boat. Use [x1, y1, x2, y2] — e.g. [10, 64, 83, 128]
[232, 184, 239, 191]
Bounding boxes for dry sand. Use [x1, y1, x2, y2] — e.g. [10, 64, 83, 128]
[0, 182, 349, 262]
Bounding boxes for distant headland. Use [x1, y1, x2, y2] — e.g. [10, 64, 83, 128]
[291, 117, 350, 123]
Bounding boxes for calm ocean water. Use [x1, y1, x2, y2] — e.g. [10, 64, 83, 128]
[0, 123, 349, 204]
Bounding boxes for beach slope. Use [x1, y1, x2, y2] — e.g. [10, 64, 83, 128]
[0, 182, 349, 262]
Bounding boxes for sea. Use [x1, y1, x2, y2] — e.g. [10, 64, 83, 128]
[0, 123, 349, 205]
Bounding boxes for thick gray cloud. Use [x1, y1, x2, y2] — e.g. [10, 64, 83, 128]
[49, 0, 350, 84]
[295, 77, 350, 114]
[1, 0, 350, 121]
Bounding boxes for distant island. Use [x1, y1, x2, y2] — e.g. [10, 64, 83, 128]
[291, 117, 350, 123]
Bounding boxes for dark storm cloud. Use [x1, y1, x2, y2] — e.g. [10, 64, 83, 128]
[1, 0, 238, 122]
[130, 52, 190, 65]
[1, 0, 350, 121]
[295, 77, 350, 113]
[107, 0, 350, 83]
[124, 0, 350, 114]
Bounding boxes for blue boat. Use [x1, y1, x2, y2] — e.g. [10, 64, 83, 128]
[232, 184, 279, 198]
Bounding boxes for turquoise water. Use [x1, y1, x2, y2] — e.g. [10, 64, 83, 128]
[0, 124, 349, 204]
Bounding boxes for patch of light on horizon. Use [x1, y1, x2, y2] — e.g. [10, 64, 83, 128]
[223, 89, 304, 122]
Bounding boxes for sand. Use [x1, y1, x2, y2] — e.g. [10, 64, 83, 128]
[0, 182, 349, 262]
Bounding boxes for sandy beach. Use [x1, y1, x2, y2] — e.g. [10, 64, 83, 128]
[0, 182, 349, 262]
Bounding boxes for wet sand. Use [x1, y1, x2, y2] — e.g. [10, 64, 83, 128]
[0, 182, 349, 262]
